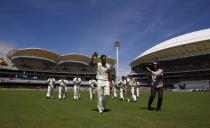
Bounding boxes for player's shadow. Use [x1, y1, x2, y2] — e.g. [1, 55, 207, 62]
[91, 108, 112, 112]
[139, 107, 156, 111]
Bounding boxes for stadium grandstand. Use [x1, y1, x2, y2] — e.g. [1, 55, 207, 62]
[130, 28, 210, 91]
[0, 46, 116, 89]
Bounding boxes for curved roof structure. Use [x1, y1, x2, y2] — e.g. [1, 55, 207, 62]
[7, 48, 116, 65]
[130, 28, 210, 66]
[60, 54, 91, 64]
[7, 48, 60, 61]
[59, 61, 88, 66]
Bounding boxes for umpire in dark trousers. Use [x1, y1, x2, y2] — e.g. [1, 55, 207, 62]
[146, 62, 164, 112]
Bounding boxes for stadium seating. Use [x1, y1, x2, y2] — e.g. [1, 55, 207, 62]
[131, 54, 210, 87]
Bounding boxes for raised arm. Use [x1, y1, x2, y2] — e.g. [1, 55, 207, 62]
[89, 52, 98, 66]
[146, 67, 153, 73]
[47, 78, 49, 82]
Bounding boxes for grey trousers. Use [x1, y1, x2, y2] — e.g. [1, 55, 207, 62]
[148, 87, 164, 110]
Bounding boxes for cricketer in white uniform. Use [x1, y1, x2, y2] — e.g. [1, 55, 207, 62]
[111, 79, 118, 98]
[125, 76, 131, 102]
[90, 53, 112, 114]
[129, 76, 137, 102]
[58, 78, 68, 100]
[73, 76, 81, 101]
[89, 79, 97, 100]
[136, 81, 140, 98]
[46, 77, 55, 99]
[118, 76, 126, 101]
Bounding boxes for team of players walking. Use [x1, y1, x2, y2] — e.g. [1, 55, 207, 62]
[46, 75, 140, 102]
[46, 52, 164, 114]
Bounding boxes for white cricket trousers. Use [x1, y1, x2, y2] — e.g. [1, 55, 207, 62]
[58, 86, 65, 99]
[46, 85, 53, 98]
[136, 87, 140, 98]
[120, 88, 124, 100]
[74, 85, 80, 100]
[131, 86, 137, 101]
[97, 80, 110, 113]
[113, 86, 117, 98]
[89, 87, 95, 100]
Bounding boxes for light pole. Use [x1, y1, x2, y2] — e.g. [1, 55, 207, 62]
[114, 41, 120, 86]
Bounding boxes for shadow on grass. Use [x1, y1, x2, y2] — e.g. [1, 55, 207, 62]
[91, 108, 112, 112]
[139, 107, 156, 111]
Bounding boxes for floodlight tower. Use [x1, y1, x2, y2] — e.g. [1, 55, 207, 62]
[114, 41, 120, 86]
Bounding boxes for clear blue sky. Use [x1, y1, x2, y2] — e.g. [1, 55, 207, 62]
[0, 0, 210, 75]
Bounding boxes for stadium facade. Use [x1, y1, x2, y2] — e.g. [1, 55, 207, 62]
[130, 28, 210, 90]
[0, 48, 116, 88]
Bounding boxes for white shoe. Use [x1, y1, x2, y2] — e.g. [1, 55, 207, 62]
[99, 110, 103, 114]
[101, 106, 105, 111]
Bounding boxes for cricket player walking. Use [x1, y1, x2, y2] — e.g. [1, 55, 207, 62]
[89, 79, 97, 100]
[90, 52, 112, 114]
[73, 75, 81, 101]
[58, 77, 68, 100]
[118, 76, 126, 101]
[46, 77, 55, 99]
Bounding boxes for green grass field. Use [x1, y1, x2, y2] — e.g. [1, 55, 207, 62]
[0, 90, 210, 128]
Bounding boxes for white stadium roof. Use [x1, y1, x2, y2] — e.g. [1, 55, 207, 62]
[130, 28, 210, 66]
